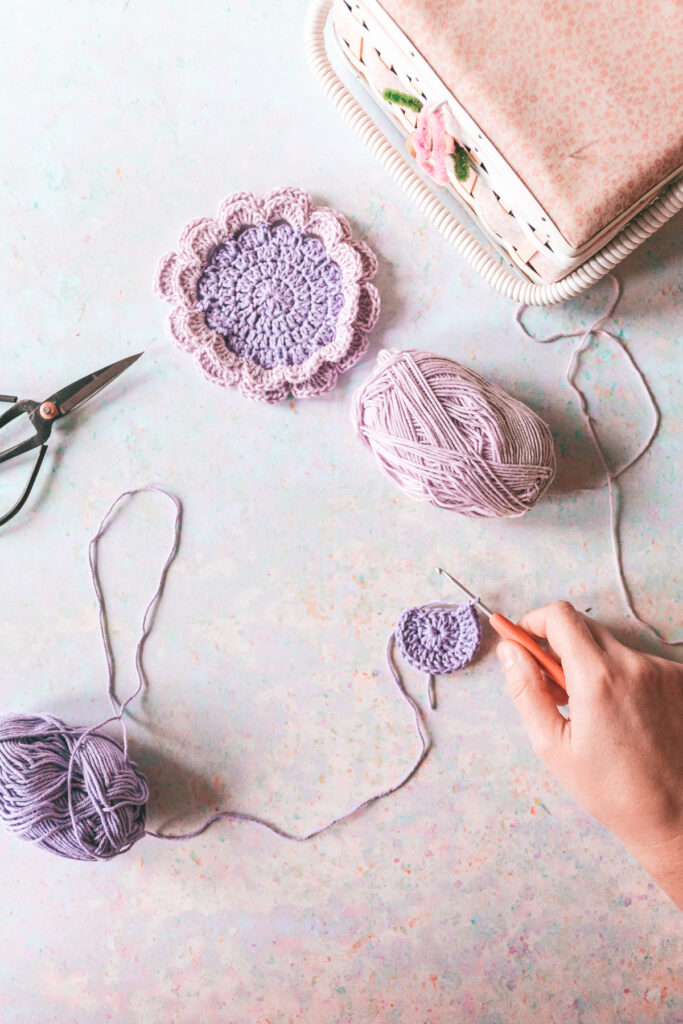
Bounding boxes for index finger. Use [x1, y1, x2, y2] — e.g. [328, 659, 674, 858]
[518, 601, 609, 682]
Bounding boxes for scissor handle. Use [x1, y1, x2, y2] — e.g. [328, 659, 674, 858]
[0, 432, 47, 465]
[0, 400, 50, 465]
[490, 613, 567, 692]
[0, 398, 51, 526]
[0, 444, 49, 527]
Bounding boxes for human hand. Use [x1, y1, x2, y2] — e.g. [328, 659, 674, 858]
[496, 601, 683, 908]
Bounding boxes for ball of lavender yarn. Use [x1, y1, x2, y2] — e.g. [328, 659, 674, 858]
[352, 349, 556, 517]
[0, 714, 149, 861]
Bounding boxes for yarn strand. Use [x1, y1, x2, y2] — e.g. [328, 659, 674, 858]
[86, 489, 431, 848]
[0, 490, 433, 861]
[515, 276, 681, 645]
[88, 487, 183, 750]
[61, 485, 183, 858]
[147, 635, 430, 844]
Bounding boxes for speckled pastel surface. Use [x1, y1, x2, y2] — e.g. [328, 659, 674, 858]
[0, 3, 681, 1022]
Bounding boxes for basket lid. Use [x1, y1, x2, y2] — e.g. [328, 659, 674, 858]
[376, 0, 683, 247]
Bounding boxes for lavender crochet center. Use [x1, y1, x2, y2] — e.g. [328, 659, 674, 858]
[396, 603, 481, 675]
[196, 223, 344, 370]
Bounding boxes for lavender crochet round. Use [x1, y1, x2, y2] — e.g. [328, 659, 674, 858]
[196, 223, 345, 369]
[396, 604, 481, 675]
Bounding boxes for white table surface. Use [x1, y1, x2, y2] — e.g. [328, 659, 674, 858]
[0, 2, 681, 1021]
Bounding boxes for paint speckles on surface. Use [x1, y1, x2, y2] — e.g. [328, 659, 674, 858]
[0, 1, 681, 1023]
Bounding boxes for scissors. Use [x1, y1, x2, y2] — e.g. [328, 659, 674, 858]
[436, 567, 567, 691]
[0, 353, 142, 527]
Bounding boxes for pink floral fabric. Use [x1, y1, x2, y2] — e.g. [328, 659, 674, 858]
[377, 0, 683, 247]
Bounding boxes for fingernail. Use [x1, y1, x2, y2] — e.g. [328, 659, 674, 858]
[497, 642, 520, 670]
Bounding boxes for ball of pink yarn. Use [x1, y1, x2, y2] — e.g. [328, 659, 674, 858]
[351, 349, 556, 517]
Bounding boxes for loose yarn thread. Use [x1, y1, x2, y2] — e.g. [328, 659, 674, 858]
[352, 349, 556, 517]
[0, 488, 431, 861]
[515, 275, 681, 645]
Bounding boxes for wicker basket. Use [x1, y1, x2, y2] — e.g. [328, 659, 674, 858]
[305, 0, 683, 305]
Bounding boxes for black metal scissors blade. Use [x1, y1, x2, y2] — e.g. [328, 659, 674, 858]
[0, 351, 143, 527]
[47, 352, 143, 416]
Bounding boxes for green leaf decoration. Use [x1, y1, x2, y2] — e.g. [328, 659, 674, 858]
[382, 88, 423, 113]
[452, 142, 470, 182]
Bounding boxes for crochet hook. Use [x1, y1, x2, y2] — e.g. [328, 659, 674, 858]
[436, 567, 567, 692]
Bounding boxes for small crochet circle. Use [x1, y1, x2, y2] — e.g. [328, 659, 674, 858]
[396, 604, 481, 675]
[196, 223, 345, 369]
[155, 188, 380, 403]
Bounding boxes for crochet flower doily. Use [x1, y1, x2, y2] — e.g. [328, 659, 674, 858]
[155, 187, 380, 402]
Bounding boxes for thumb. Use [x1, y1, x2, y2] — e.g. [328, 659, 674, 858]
[497, 641, 568, 763]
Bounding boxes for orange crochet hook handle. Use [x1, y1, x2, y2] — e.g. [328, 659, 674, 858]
[435, 569, 567, 693]
[490, 613, 567, 692]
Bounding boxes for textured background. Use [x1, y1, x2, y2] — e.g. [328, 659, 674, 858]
[0, 2, 681, 1022]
